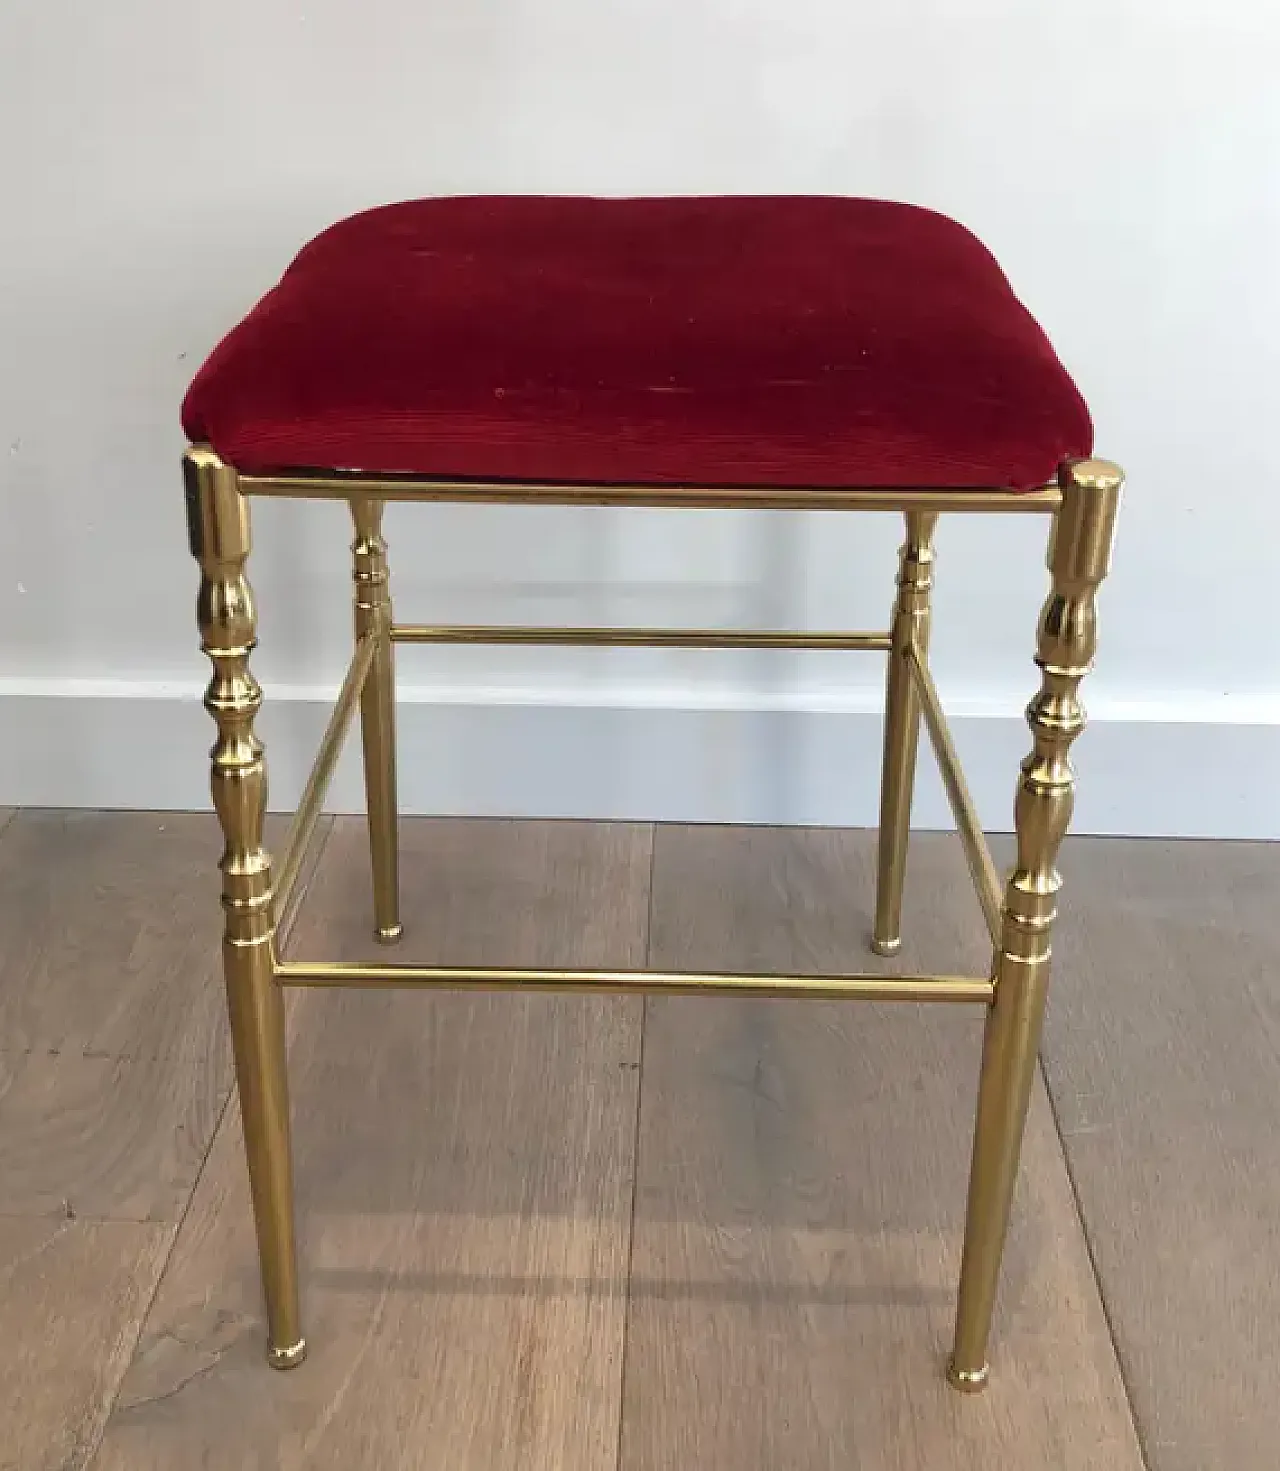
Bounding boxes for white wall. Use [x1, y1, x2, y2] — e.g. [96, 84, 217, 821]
[2, 1, 1278, 834]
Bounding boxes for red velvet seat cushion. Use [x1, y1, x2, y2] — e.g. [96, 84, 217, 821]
[182, 195, 1091, 491]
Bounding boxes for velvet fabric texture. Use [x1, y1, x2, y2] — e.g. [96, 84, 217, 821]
[182, 195, 1092, 491]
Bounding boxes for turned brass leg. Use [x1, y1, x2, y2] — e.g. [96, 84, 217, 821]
[351, 499, 401, 943]
[185, 446, 305, 1370]
[873, 512, 938, 956]
[948, 459, 1123, 1391]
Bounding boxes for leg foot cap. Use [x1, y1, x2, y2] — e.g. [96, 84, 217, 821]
[268, 1337, 308, 1370]
[375, 923, 404, 945]
[946, 1359, 989, 1393]
[871, 935, 902, 957]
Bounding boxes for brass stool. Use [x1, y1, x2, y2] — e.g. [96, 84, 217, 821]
[181, 195, 1121, 1390]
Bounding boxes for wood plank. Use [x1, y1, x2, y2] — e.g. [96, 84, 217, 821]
[1043, 837, 1280, 1471]
[94, 817, 651, 1471]
[0, 812, 327, 1222]
[0, 1216, 172, 1471]
[0, 1048, 225, 1223]
[624, 824, 1143, 1471]
[0, 810, 313, 1057]
[0, 811, 228, 1058]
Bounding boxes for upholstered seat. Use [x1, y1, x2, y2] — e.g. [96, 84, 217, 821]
[182, 194, 1091, 491]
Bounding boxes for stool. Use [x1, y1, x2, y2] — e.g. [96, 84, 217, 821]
[181, 195, 1121, 1391]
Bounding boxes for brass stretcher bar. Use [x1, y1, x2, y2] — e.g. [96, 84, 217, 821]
[274, 615, 1005, 969]
[392, 624, 891, 651]
[273, 958, 993, 1004]
[272, 632, 378, 925]
[907, 643, 1004, 941]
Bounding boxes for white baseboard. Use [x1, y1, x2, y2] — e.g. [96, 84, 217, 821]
[1, 677, 1277, 838]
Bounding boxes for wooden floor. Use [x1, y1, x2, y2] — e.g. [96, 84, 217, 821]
[1, 809, 1276, 1469]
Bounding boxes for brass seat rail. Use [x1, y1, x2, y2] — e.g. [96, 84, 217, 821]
[240, 471, 1063, 515]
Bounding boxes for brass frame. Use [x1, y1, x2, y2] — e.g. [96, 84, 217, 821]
[185, 446, 1121, 1391]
